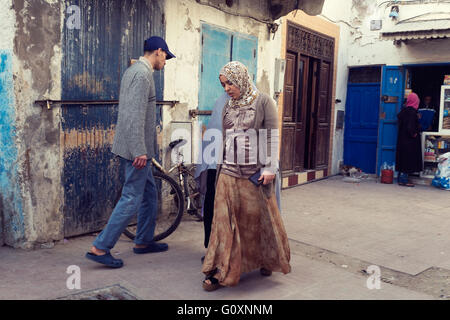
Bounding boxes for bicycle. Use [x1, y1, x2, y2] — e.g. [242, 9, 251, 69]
[122, 138, 203, 241]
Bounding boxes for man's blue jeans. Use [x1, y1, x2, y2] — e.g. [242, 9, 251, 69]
[93, 158, 158, 252]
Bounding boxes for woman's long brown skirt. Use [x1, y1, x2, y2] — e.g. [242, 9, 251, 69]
[202, 173, 291, 287]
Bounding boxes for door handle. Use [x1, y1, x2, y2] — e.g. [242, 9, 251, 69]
[381, 95, 398, 103]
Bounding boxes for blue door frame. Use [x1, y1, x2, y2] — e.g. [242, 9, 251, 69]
[344, 83, 380, 174]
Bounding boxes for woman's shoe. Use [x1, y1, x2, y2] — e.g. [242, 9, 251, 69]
[202, 275, 221, 291]
[398, 182, 415, 187]
[260, 268, 272, 276]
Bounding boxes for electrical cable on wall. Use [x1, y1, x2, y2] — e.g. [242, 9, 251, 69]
[396, 11, 450, 23]
[378, 0, 450, 7]
[195, 0, 272, 25]
[319, 14, 360, 30]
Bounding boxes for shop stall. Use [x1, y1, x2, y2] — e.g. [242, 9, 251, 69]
[422, 84, 450, 179]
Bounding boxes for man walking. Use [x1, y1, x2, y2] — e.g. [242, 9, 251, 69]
[86, 36, 176, 268]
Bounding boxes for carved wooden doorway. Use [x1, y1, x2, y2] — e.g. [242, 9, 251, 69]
[281, 22, 334, 175]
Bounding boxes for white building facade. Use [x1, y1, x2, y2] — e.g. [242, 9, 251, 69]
[320, 0, 450, 176]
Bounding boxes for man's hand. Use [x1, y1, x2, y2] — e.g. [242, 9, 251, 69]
[132, 155, 148, 169]
[258, 171, 276, 185]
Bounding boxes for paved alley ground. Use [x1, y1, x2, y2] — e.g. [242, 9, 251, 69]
[1, 176, 450, 300]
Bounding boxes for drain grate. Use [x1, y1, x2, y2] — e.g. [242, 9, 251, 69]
[56, 284, 139, 300]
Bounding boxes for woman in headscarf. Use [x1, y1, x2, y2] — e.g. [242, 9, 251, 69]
[396, 92, 423, 187]
[194, 91, 283, 262]
[201, 61, 291, 291]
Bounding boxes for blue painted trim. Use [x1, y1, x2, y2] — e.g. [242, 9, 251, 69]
[0, 50, 25, 242]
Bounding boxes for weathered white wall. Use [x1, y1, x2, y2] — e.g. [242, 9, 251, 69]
[0, 0, 64, 249]
[163, 0, 282, 165]
[320, 0, 353, 175]
[322, 0, 450, 66]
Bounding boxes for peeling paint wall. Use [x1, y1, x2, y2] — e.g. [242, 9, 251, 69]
[196, 0, 271, 22]
[322, 0, 450, 66]
[9, 0, 63, 249]
[331, 19, 351, 175]
[164, 0, 282, 163]
[0, 0, 23, 247]
[0, 50, 24, 248]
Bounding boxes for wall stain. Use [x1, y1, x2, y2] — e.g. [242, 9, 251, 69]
[13, 0, 60, 94]
[11, 0, 63, 248]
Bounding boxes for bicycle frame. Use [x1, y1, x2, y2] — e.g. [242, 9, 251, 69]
[152, 147, 200, 216]
[152, 153, 191, 208]
[151, 158, 166, 173]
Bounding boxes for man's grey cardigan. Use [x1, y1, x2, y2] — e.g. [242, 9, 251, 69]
[112, 60, 156, 161]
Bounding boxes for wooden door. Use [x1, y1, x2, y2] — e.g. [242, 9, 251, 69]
[314, 60, 332, 168]
[293, 55, 308, 171]
[282, 22, 334, 175]
[305, 58, 319, 169]
[280, 52, 297, 173]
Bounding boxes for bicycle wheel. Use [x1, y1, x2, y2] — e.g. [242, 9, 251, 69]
[123, 170, 184, 242]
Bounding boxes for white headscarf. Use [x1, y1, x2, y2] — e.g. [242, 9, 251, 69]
[219, 61, 258, 109]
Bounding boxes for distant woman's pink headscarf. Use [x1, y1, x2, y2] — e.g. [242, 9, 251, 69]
[406, 93, 420, 110]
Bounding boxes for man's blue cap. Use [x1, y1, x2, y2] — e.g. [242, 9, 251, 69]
[144, 36, 176, 60]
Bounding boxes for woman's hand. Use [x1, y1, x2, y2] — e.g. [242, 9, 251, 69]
[258, 171, 276, 185]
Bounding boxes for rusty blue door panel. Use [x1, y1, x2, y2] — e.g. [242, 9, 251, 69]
[61, 0, 165, 237]
[198, 24, 232, 127]
[232, 33, 258, 83]
[376, 66, 404, 175]
[198, 24, 258, 127]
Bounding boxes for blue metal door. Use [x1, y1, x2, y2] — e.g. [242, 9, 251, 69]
[376, 66, 404, 174]
[344, 83, 380, 174]
[232, 33, 258, 84]
[198, 24, 257, 127]
[198, 24, 232, 127]
[61, 0, 165, 237]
